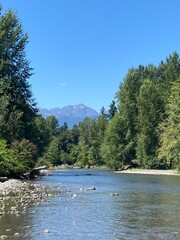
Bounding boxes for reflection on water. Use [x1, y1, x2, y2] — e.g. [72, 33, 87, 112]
[0, 169, 180, 240]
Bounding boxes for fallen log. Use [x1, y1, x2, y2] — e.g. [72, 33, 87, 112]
[118, 165, 133, 171]
[23, 166, 47, 179]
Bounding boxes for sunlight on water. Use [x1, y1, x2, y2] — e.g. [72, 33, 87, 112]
[0, 169, 180, 240]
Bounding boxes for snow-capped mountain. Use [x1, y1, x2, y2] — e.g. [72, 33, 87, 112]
[40, 104, 99, 128]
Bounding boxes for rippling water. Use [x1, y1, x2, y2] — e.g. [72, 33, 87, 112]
[0, 169, 180, 239]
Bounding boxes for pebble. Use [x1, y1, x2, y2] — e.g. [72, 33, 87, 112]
[10, 207, 17, 211]
[80, 186, 96, 191]
[0, 179, 56, 217]
[14, 233, 20, 237]
[110, 193, 120, 196]
[72, 194, 77, 198]
[0, 180, 57, 237]
[0, 235, 8, 239]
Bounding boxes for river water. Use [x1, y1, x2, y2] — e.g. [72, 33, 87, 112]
[0, 169, 180, 239]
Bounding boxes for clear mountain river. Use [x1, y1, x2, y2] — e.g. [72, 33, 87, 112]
[0, 169, 180, 239]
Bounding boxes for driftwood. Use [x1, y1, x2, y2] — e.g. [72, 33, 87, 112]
[118, 161, 141, 171]
[0, 177, 9, 182]
[118, 165, 133, 171]
[23, 166, 47, 179]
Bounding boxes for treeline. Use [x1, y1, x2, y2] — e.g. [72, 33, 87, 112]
[34, 53, 180, 171]
[0, 7, 179, 178]
[43, 55, 180, 171]
[104, 58, 180, 171]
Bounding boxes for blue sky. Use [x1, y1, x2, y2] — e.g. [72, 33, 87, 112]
[1, 0, 180, 112]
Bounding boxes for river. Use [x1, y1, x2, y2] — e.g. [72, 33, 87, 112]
[0, 169, 180, 239]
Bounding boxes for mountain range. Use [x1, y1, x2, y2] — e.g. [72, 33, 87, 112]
[40, 104, 99, 128]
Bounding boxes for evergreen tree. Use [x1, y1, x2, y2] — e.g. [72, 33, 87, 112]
[100, 106, 108, 119]
[108, 100, 117, 120]
[0, 9, 36, 142]
[158, 52, 180, 95]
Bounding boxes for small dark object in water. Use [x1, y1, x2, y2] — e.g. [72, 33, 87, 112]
[110, 193, 120, 197]
[85, 187, 96, 190]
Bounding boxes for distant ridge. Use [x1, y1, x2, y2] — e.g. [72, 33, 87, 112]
[40, 104, 99, 128]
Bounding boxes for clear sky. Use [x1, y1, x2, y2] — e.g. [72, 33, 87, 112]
[1, 0, 180, 112]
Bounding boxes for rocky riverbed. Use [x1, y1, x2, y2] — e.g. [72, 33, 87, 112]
[0, 179, 54, 216]
[0, 179, 58, 239]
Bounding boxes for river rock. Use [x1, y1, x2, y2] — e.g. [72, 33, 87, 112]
[10, 207, 17, 211]
[85, 187, 96, 191]
[39, 169, 49, 176]
[1, 235, 8, 239]
[72, 194, 77, 198]
[14, 233, 20, 237]
[110, 193, 120, 197]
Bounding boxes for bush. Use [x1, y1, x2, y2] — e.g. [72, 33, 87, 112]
[0, 139, 26, 177]
[147, 158, 168, 170]
[11, 139, 38, 169]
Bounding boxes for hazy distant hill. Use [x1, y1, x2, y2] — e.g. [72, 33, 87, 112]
[40, 104, 99, 128]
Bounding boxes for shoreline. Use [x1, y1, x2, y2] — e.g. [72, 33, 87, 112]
[115, 169, 180, 176]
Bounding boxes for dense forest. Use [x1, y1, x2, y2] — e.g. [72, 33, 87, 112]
[0, 8, 179, 178]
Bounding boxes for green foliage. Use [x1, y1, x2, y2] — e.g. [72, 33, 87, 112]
[68, 145, 79, 165]
[41, 53, 180, 171]
[96, 115, 108, 138]
[136, 79, 164, 166]
[0, 9, 37, 143]
[76, 117, 107, 167]
[101, 113, 127, 170]
[158, 52, 180, 96]
[46, 137, 60, 166]
[11, 139, 38, 169]
[0, 3, 179, 175]
[45, 115, 59, 138]
[108, 100, 117, 120]
[31, 115, 51, 156]
[0, 7, 39, 177]
[44, 123, 80, 166]
[0, 139, 26, 177]
[116, 65, 157, 163]
[77, 118, 95, 167]
[157, 80, 180, 170]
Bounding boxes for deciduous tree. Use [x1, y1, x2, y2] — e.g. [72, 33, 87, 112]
[158, 80, 180, 170]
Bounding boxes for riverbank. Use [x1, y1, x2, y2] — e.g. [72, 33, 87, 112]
[115, 169, 180, 176]
[0, 179, 54, 216]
